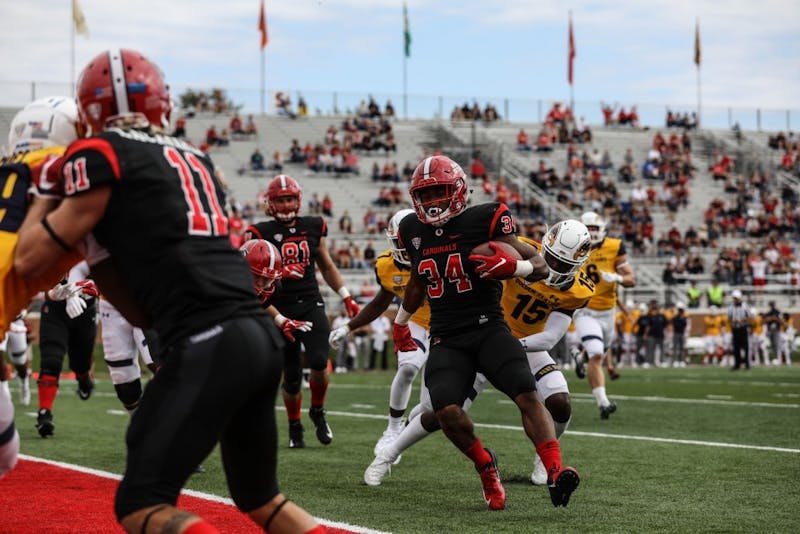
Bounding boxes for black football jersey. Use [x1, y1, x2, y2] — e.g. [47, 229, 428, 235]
[60, 128, 262, 348]
[245, 216, 327, 305]
[398, 202, 517, 336]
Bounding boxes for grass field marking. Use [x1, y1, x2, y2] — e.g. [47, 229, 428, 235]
[16, 454, 392, 534]
[667, 378, 800, 388]
[569, 392, 799, 409]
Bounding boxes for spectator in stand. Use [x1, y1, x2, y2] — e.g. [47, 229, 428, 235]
[402, 161, 414, 182]
[363, 240, 377, 267]
[230, 114, 245, 137]
[268, 151, 284, 173]
[307, 193, 321, 216]
[321, 193, 333, 217]
[601, 102, 617, 126]
[171, 115, 186, 138]
[470, 154, 487, 180]
[275, 91, 297, 119]
[297, 96, 308, 117]
[363, 209, 378, 235]
[205, 124, 219, 146]
[250, 148, 266, 171]
[687, 281, 702, 309]
[245, 114, 257, 137]
[536, 130, 553, 152]
[288, 139, 306, 163]
[339, 210, 353, 234]
[517, 129, 532, 151]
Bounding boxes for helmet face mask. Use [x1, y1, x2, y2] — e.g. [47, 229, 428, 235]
[580, 211, 607, 246]
[240, 239, 282, 301]
[410, 155, 470, 226]
[386, 208, 415, 266]
[8, 96, 80, 153]
[76, 49, 171, 136]
[542, 220, 592, 287]
[266, 174, 302, 222]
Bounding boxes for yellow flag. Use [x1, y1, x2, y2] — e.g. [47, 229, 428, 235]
[73, 0, 89, 36]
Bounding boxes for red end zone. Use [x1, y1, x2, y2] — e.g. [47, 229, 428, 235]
[3, 457, 380, 534]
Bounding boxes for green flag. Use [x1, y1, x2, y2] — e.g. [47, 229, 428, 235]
[403, 2, 411, 58]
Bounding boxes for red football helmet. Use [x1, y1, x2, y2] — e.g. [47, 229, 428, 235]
[409, 155, 470, 226]
[266, 174, 302, 222]
[76, 49, 171, 136]
[240, 239, 282, 301]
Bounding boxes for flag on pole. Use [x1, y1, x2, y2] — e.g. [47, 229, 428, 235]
[403, 2, 411, 58]
[694, 19, 701, 66]
[259, 0, 268, 50]
[72, 0, 89, 36]
[568, 14, 576, 85]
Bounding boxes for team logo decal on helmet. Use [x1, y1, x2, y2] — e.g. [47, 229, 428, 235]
[541, 219, 592, 287]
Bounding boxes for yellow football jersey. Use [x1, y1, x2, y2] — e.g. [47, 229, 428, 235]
[704, 315, 723, 336]
[501, 237, 595, 338]
[616, 309, 635, 334]
[585, 237, 624, 311]
[0, 147, 82, 335]
[752, 314, 763, 334]
[374, 249, 431, 330]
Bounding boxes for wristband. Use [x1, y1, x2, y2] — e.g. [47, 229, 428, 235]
[513, 259, 534, 278]
[338, 287, 352, 299]
[341, 324, 351, 334]
[394, 304, 412, 326]
[274, 314, 287, 327]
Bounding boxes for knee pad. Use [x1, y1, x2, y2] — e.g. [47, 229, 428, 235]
[582, 337, 604, 358]
[104, 358, 141, 386]
[114, 380, 143, 412]
[9, 348, 28, 367]
[282, 377, 302, 396]
[395, 364, 419, 387]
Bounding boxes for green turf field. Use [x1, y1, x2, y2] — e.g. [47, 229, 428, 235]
[9, 347, 800, 534]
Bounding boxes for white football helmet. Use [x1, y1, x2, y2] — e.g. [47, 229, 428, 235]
[580, 211, 607, 246]
[541, 219, 592, 287]
[387, 208, 415, 266]
[7, 96, 80, 154]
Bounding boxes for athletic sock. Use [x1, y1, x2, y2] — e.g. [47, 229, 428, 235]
[37, 374, 59, 410]
[464, 438, 492, 470]
[592, 386, 609, 407]
[284, 393, 302, 422]
[536, 439, 563, 476]
[309, 378, 327, 409]
[383, 414, 431, 461]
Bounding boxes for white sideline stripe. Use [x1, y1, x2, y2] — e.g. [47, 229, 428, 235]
[17, 455, 391, 534]
[569, 392, 798, 409]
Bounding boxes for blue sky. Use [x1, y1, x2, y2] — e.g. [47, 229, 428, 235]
[2, 1, 798, 129]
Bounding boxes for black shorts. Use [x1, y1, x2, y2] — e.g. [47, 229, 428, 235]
[114, 315, 285, 519]
[424, 323, 536, 411]
[273, 297, 331, 370]
[38, 298, 97, 376]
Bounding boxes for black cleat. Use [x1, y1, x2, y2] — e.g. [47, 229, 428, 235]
[600, 402, 617, 420]
[548, 466, 580, 507]
[571, 347, 586, 379]
[36, 409, 54, 438]
[288, 420, 306, 449]
[76, 374, 94, 400]
[309, 406, 333, 445]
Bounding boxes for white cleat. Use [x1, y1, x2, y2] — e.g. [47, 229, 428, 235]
[373, 425, 403, 457]
[364, 454, 394, 486]
[18, 376, 31, 406]
[531, 455, 547, 486]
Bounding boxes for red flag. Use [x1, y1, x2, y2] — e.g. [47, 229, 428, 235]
[259, 0, 268, 50]
[568, 15, 576, 85]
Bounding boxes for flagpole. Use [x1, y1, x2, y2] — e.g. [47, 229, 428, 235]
[696, 64, 701, 128]
[70, 1, 76, 97]
[260, 49, 265, 116]
[403, 53, 407, 119]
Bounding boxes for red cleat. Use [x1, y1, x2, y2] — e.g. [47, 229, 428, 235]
[478, 448, 506, 510]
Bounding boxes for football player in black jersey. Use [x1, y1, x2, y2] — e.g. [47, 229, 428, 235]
[392, 155, 580, 509]
[244, 175, 359, 448]
[14, 49, 322, 534]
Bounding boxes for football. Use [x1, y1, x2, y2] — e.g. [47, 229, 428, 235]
[470, 240, 522, 260]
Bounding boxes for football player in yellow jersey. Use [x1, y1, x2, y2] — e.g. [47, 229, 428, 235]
[362, 219, 593, 488]
[749, 310, 767, 365]
[615, 298, 638, 366]
[501, 221, 593, 484]
[573, 212, 636, 419]
[0, 96, 83, 478]
[329, 209, 434, 457]
[702, 306, 724, 365]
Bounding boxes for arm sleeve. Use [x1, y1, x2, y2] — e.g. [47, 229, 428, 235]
[66, 260, 91, 284]
[520, 311, 572, 352]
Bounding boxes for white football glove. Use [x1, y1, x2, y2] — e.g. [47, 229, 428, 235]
[328, 325, 351, 350]
[48, 282, 77, 301]
[65, 295, 88, 319]
[601, 271, 623, 284]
